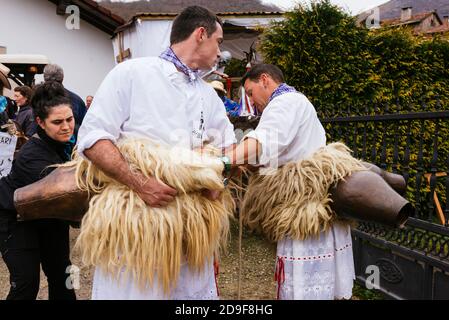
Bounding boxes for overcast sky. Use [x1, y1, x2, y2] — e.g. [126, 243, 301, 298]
[262, 0, 390, 15]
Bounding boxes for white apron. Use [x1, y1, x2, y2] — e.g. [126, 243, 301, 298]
[92, 260, 219, 300]
[276, 222, 355, 300]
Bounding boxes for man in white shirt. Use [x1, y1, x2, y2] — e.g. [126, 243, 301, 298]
[226, 64, 355, 300]
[77, 6, 236, 300]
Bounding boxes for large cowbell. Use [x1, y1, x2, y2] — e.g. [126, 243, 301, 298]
[14, 166, 89, 222]
[330, 164, 413, 228]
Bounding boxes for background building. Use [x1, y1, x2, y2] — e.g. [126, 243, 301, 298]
[0, 0, 123, 98]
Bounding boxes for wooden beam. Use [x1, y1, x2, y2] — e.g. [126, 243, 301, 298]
[116, 49, 131, 63]
[56, 0, 71, 15]
[115, 32, 131, 63]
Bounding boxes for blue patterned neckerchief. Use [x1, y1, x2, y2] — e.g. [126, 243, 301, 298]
[159, 47, 199, 82]
[0, 96, 7, 113]
[63, 135, 76, 161]
[268, 83, 297, 104]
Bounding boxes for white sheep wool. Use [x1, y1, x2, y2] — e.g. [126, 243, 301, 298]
[241, 142, 366, 242]
[67, 139, 234, 295]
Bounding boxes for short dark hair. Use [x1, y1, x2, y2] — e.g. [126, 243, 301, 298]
[170, 6, 222, 45]
[14, 86, 33, 104]
[241, 64, 285, 85]
[31, 81, 72, 120]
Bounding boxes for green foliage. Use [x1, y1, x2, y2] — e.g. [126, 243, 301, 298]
[260, 0, 375, 109]
[225, 58, 248, 78]
[260, 0, 449, 111]
[260, 0, 449, 220]
[352, 283, 384, 300]
[368, 29, 449, 107]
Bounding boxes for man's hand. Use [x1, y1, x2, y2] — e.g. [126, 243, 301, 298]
[84, 140, 178, 209]
[134, 174, 178, 207]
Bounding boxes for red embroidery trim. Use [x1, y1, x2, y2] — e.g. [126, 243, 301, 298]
[274, 257, 285, 300]
[213, 258, 220, 297]
[276, 243, 352, 262]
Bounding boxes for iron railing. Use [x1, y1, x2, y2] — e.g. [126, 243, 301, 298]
[321, 109, 449, 299]
[231, 107, 449, 299]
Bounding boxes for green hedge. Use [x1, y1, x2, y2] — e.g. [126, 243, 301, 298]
[258, 1, 449, 221]
[259, 0, 449, 112]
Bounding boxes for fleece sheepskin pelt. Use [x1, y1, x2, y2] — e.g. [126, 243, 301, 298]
[240, 142, 366, 242]
[67, 139, 234, 294]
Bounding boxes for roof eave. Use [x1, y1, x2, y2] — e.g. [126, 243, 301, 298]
[131, 11, 284, 20]
[48, 0, 125, 36]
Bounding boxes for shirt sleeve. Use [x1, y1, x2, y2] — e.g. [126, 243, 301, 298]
[206, 93, 237, 149]
[77, 63, 131, 158]
[244, 94, 305, 166]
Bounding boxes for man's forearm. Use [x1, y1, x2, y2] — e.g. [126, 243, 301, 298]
[83, 139, 144, 190]
[226, 138, 260, 166]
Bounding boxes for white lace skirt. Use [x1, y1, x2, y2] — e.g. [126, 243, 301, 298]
[91, 260, 218, 300]
[276, 222, 355, 300]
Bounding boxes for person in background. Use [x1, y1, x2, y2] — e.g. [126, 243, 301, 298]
[43, 64, 86, 135]
[0, 62, 11, 96]
[86, 95, 93, 109]
[0, 66, 8, 127]
[209, 80, 241, 117]
[13, 86, 36, 138]
[0, 81, 77, 300]
[5, 97, 17, 121]
[0, 96, 9, 127]
[0, 65, 18, 135]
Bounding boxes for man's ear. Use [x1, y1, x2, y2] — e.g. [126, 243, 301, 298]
[196, 27, 207, 42]
[260, 73, 270, 88]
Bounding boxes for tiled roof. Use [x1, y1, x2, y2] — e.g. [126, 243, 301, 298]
[48, 0, 125, 35]
[133, 11, 284, 19]
[381, 11, 439, 27]
[358, 0, 449, 21]
[96, 0, 283, 22]
[80, 0, 125, 24]
[424, 24, 449, 34]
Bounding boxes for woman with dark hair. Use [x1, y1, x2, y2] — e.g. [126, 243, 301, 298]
[13, 85, 37, 138]
[0, 82, 77, 300]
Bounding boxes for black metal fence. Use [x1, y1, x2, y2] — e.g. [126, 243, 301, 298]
[321, 109, 449, 300]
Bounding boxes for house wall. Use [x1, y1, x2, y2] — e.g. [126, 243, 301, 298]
[0, 0, 115, 100]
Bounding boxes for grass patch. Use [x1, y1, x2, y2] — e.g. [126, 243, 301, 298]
[352, 282, 384, 300]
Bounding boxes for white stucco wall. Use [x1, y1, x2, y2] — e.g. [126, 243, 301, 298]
[0, 0, 115, 100]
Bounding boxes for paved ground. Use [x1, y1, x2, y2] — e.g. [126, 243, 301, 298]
[0, 219, 276, 300]
[1, 220, 370, 300]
